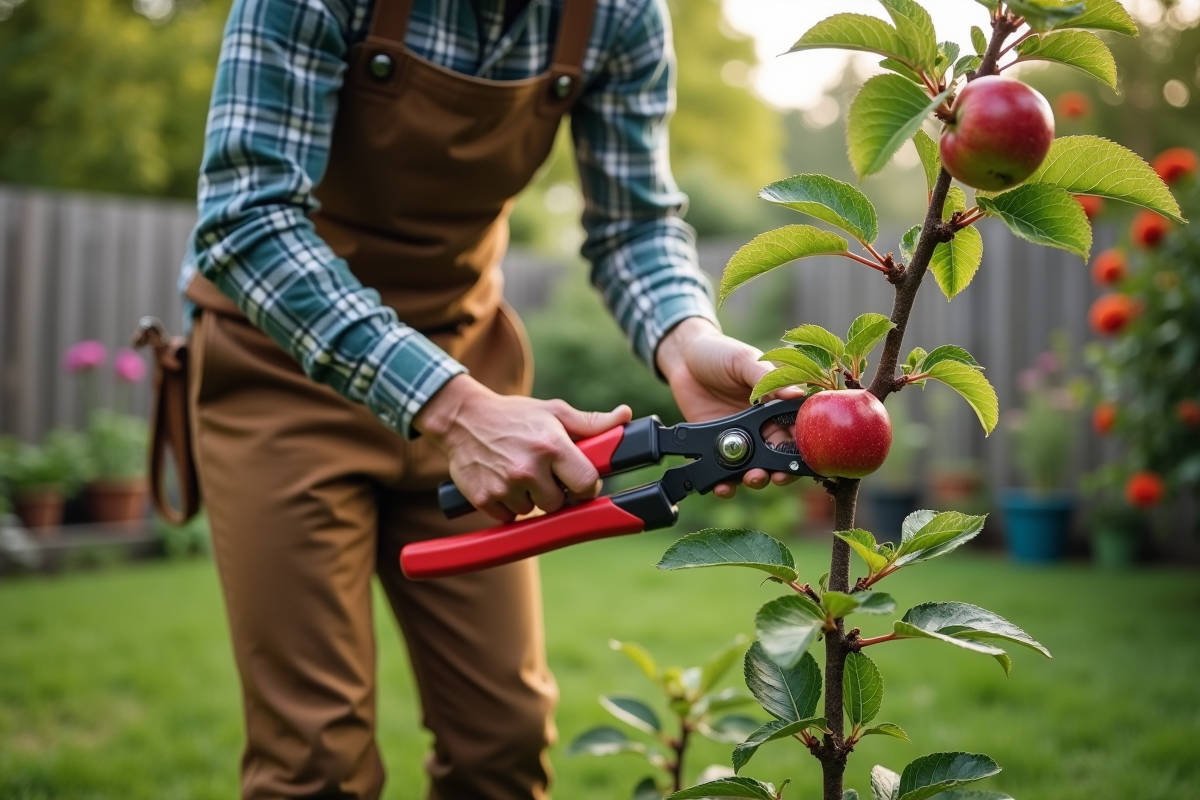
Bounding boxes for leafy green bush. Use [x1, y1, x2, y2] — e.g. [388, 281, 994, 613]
[0, 429, 91, 498]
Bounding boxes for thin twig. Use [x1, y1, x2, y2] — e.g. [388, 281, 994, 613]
[840, 251, 891, 274]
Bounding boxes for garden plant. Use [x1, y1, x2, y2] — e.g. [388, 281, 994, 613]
[1085, 146, 1199, 543]
[578, 2, 1184, 799]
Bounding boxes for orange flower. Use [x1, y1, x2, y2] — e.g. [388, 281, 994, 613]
[1092, 402, 1117, 435]
[1125, 471, 1165, 508]
[1055, 91, 1090, 119]
[1088, 294, 1138, 336]
[1152, 147, 1197, 185]
[1131, 210, 1171, 249]
[1090, 249, 1126, 286]
[1074, 194, 1104, 221]
[1178, 399, 1200, 429]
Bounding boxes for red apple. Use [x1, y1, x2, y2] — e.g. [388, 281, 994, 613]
[794, 389, 892, 479]
[939, 76, 1055, 191]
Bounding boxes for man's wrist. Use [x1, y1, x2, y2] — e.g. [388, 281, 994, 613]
[413, 374, 487, 440]
[655, 317, 720, 382]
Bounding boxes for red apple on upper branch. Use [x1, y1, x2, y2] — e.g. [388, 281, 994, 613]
[939, 76, 1055, 191]
[794, 389, 892, 479]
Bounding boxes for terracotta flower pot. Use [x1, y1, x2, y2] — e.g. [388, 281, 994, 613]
[86, 479, 149, 526]
[930, 470, 982, 504]
[15, 488, 65, 531]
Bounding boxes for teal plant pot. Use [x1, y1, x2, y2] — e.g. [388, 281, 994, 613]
[1000, 489, 1073, 563]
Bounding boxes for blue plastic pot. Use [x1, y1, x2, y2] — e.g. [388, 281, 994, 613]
[1000, 489, 1074, 563]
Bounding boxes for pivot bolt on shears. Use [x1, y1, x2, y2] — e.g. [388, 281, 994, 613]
[400, 398, 815, 579]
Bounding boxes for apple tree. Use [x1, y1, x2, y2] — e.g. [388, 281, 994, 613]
[650, 2, 1184, 800]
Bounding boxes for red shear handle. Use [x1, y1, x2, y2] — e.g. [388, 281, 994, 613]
[575, 425, 626, 474]
[402, 497, 646, 580]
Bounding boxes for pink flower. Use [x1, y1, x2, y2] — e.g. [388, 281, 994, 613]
[114, 348, 147, 383]
[1035, 351, 1059, 375]
[64, 340, 107, 373]
[1018, 369, 1041, 393]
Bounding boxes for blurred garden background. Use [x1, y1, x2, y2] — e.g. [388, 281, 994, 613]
[1, 0, 1199, 798]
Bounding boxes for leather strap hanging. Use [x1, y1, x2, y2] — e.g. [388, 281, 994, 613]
[133, 317, 202, 525]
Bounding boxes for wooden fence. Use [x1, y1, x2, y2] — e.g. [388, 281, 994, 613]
[1, 183, 1194, 556]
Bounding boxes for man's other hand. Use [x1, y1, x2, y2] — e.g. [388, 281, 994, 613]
[655, 318, 800, 499]
[415, 376, 633, 523]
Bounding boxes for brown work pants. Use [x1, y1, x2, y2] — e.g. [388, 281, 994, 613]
[189, 309, 557, 800]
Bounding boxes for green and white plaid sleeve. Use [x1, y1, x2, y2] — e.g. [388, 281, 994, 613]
[573, 0, 720, 370]
[181, 0, 465, 438]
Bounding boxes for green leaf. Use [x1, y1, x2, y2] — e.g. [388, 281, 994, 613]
[795, 344, 836, 371]
[893, 511, 987, 566]
[899, 225, 921, 264]
[756, 594, 827, 669]
[928, 185, 983, 299]
[848, 75, 951, 179]
[978, 183, 1092, 259]
[703, 714, 764, 744]
[1015, 30, 1117, 89]
[934, 41, 960, 79]
[781, 324, 846, 361]
[702, 635, 751, 693]
[751, 366, 822, 402]
[836, 529, 889, 575]
[567, 726, 646, 757]
[877, 0, 940, 69]
[922, 792, 1014, 800]
[862, 722, 910, 741]
[758, 350, 831, 384]
[880, 57, 926, 85]
[600, 695, 661, 735]
[844, 651, 884, 725]
[743, 641, 822, 722]
[657, 529, 799, 582]
[953, 55, 982, 80]
[897, 752, 1002, 800]
[900, 602, 1052, 659]
[923, 359, 999, 434]
[610, 640, 659, 683]
[970, 26, 987, 56]
[893, 618, 1011, 674]
[845, 314, 895, 362]
[931, 226, 983, 300]
[900, 510, 937, 542]
[1018, 136, 1185, 223]
[904, 347, 927, 374]
[872, 765, 902, 800]
[918, 345, 981, 372]
[667, 777, 776, 800]
[823, 590, 896, 620]
[721, 225, 849, 305]
[912, 130, 940, 197]
[633, 776, 662, 800]
[789, 13, 914, 63]
[845, 792, 861, 800]
[1050, 0, 1138, 36]
[1006, 0, 1086, 32]
[732, 716, 828, 772]
[760, 174, 880, 244]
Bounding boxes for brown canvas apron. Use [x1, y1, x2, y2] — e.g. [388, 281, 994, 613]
[159, 1, 597, 797]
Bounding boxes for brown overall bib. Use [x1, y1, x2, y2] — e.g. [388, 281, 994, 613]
[183, 0, 596, 796]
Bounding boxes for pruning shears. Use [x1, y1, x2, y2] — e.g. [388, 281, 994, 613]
[400, 398, 816, 580]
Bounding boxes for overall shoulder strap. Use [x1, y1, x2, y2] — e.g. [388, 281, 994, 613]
[538, 0, 598, 116]
[368, 0, 417, 47]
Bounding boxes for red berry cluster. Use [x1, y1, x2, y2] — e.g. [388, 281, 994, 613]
[1088, 294, 1138, 336]
[1125, 471, 1165, 508]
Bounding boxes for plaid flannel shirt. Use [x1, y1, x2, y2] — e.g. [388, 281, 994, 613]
[180, 0, 718, 438]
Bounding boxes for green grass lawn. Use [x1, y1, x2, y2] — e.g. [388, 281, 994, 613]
[1, 532, 1198, 800]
